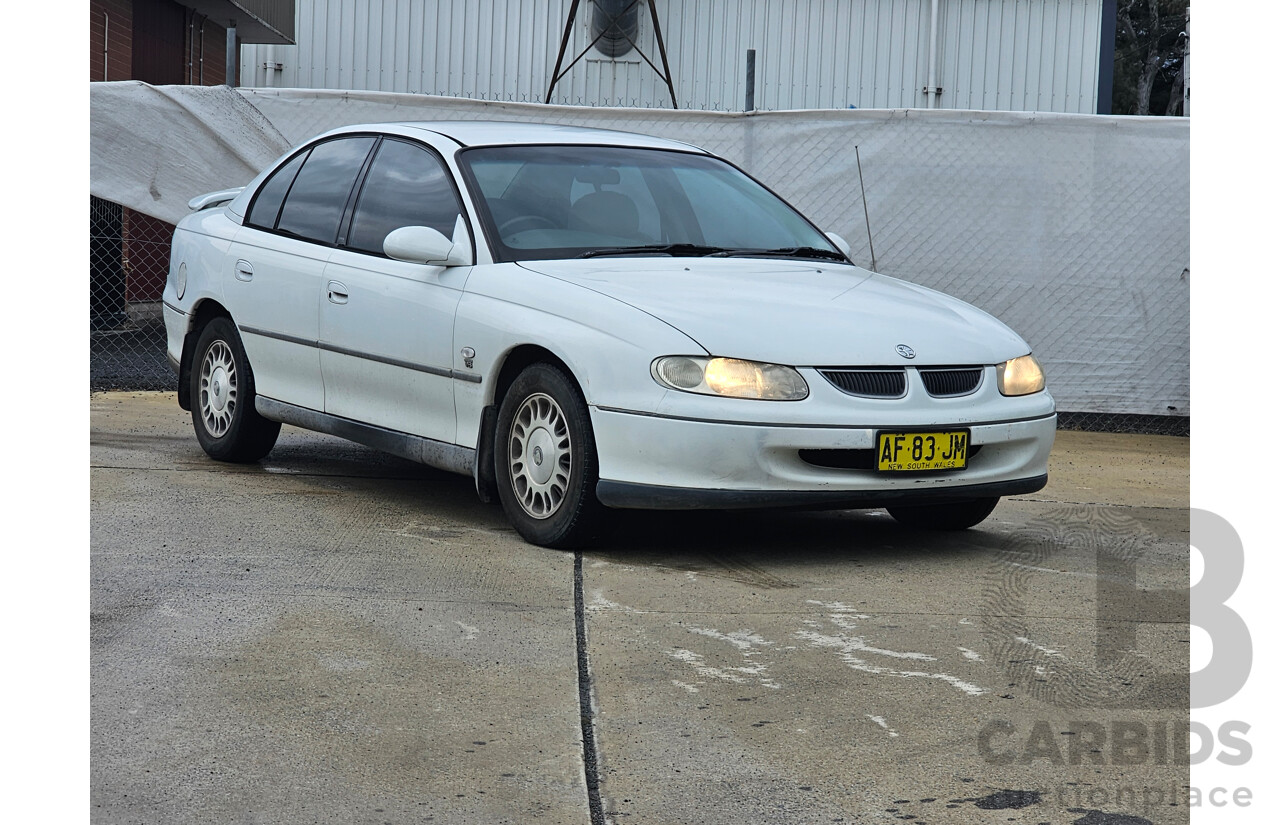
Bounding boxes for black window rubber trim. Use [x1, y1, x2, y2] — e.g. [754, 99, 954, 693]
[243, 133, 381, 247]
[244, 146, 310, 232]
[336, 136, 475, 262]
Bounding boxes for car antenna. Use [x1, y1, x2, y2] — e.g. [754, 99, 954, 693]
[855, 144, 878, 272]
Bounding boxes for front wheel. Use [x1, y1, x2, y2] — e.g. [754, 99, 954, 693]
[494, 363, 606, 548]
[885, 496, 1000, 531]
[190, 317, 280, 463]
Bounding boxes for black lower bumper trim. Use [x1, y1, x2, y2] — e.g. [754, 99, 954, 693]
[595, 474, 1048, 511]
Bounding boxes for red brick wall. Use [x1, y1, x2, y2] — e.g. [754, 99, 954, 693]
[90, 0, 133, 81]
[122, 210, 175, 303]
[91, 1, 230, 86]
[93, 1, 232, 305]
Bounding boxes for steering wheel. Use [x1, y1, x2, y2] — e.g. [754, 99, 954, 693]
[499, 215, 557, 237]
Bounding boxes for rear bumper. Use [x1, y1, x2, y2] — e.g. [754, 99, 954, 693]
[589, 407, 1055, 510]
[163, 302, 189, 376]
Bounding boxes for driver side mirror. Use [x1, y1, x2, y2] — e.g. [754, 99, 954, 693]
[384, 216, 473, 266]
[824, 231, 853, 258]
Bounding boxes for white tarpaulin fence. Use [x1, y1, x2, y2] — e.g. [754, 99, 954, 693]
[90, 82, 1189, 417]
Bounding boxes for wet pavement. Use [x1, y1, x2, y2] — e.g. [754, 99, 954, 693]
[91, 392, 1190, 824]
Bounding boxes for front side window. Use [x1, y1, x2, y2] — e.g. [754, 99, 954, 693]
[457, 144, 840, 263]
[346, 139, 463, 255]
[275, 137, 376, 245]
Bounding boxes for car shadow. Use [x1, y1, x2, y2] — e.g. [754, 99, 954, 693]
[596, 506, 1007, 573]
[254, 435, 1011, 570]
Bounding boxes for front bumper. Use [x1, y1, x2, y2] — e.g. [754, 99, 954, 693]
[590, 407, 1056, 510]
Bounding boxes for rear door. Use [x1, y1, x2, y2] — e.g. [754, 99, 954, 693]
[226, 136, 376, 411]
[319, 137, 472, 443]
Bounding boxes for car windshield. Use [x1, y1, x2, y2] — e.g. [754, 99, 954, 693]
[456, 144, 844, 263]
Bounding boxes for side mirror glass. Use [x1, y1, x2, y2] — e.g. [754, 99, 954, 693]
[384, 216, 473, 266]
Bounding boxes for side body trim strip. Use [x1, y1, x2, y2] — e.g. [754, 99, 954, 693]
[256, 396, 475, 477]
[239, 324, 482, 383]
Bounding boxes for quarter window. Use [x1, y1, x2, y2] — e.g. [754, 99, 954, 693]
[347, 139, 463, 255]
[275, 137, 376, 244]
[246, 150, 307, 230]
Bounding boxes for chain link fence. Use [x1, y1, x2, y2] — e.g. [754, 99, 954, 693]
[90, 196, 177, 391]
[1056, 411, 1189, 437]
[87, 202, 1188, 436]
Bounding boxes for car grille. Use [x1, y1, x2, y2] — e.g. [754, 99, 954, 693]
[919, 367, 984, 397]
[818, 368, 906, 398]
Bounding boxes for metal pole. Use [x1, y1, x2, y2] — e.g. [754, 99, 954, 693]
[1183, 6, 1190, 116]
[927, 0, 939, 108]
[546, 0, 583, 103]
[646, 0, 678, 108]
[745, 49, 756, 112]
[855, 146, 877, 272]
[226, 20, 237, 87]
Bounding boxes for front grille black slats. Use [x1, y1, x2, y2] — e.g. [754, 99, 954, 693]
[819, 366, 984, 398]
[819, 369, 906, 398]
[918, 368, 983, 397]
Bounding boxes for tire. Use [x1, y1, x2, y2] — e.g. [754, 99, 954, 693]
[190, 316, 281, 463]
[494, 363, 607, 548]
[886, 496, 1000, 531]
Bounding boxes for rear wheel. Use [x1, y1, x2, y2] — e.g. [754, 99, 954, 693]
[495, 363, 606, 548]
[190, 317, 280, 463]
[886, 496, 1000, 531]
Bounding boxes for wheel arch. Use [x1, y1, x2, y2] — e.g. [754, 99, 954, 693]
[177, 299, 233, 411]
[473, 343, 580, 504]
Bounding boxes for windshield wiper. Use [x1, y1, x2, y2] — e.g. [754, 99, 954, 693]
[577, 243, 730, 259]
[708, 246, 850, 262]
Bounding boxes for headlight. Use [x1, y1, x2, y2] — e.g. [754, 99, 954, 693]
[652, 356, 809, 400]
[996, 354, 1045, 396]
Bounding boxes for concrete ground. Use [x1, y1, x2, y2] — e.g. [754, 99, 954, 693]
[91, 392, 1189, 825]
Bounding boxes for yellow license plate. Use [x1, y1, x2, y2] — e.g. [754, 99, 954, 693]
[876, 430, 970, 472]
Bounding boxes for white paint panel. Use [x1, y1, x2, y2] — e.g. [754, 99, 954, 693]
[243, 0, 1104, 114]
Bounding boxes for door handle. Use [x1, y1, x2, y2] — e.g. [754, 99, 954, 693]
[327, 280, 349, 304]
[234, 260, 254, 282]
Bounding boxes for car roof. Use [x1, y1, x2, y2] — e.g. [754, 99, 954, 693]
[318, 120, 707, 153]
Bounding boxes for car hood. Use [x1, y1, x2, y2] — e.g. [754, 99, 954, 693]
[517, 259, 1030, 366]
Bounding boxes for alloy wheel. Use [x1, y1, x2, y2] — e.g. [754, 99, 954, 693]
[507, 392, 572, 519]
[199, 340, 237, 438]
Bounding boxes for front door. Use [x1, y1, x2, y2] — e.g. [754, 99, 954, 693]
[318, 137, 473, 444]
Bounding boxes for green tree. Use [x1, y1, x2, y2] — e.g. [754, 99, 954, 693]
[1113, 0, 1189, 115]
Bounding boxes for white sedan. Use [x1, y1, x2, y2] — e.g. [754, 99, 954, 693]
[163, 121, 1055, 547]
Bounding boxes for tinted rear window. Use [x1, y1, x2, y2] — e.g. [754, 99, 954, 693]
[276, 137, 376, 244]
[246, 150, 307, 230]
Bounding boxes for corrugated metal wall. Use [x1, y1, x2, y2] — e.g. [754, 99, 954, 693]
[242, 0, 1102, 113]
